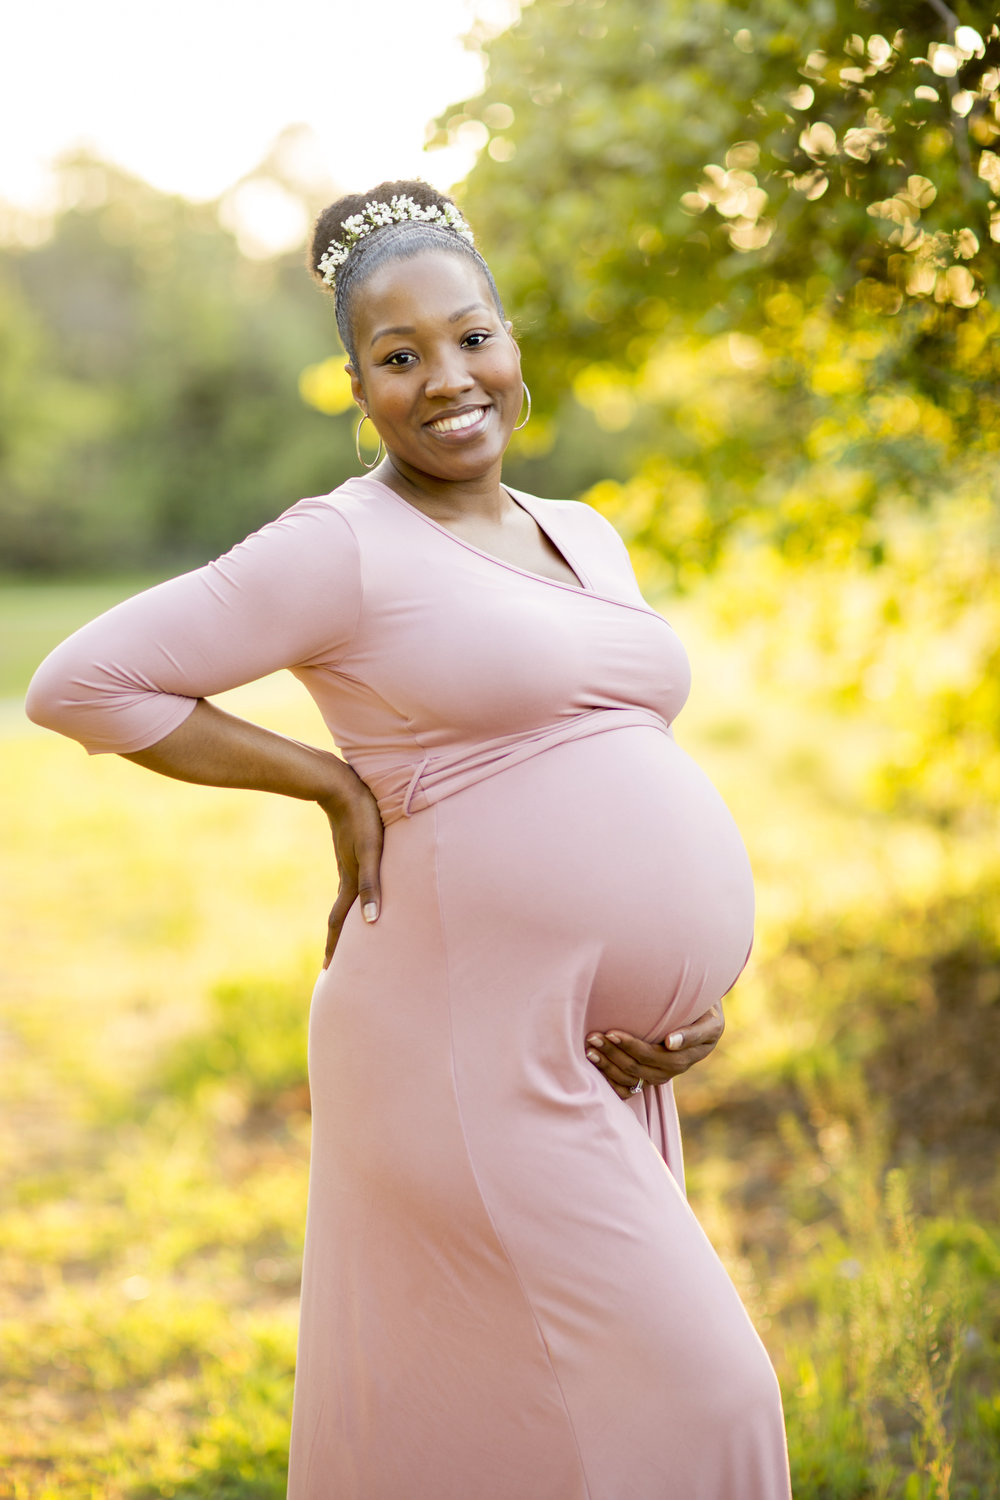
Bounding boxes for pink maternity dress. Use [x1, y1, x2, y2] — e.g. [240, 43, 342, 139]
[27, 476, 791, 1499]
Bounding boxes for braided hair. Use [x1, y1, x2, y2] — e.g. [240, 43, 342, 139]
[308, 180, 505, 366]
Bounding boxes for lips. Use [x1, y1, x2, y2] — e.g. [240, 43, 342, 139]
[426, 405, 489, 435]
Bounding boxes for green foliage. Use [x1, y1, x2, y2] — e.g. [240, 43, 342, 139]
[778, 1159, 974, 1499]
[441, 0, 1000, 560]
[449, 0, 1000, 360]
[0, 155, 356, 574]
[158, 973, 309, 1115]
[652, 494, 1000, 824]
[6, 5, 1000, 582]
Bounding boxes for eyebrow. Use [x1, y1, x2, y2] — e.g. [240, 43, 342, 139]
[369, 303, 492, 346]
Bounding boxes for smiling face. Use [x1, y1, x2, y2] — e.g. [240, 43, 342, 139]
[347, 250, 522, 494]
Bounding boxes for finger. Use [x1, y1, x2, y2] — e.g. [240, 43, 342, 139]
[585, 1050, 648, 1099]
[356, 824, 384, 924]
[352, 804, 383, 918]
[598, 1068, 638, 1101]
[590, 1034, 670, 1077]
[324, 912, 345, 969]
[592, 1065, 634, 1101]
[661, 1041, 718, 1075]
[323, 887, 357, 968]
[323, 926, 337, 970]
[623, 1035, 719, 1077]
[586, 1045, 643, 1092]
[599, 1011, 723, 1062]
[588, 1031, 708, 1083]
[663, 1004, 725, 1052]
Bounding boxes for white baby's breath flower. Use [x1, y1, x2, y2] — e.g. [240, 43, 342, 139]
[319, 194, 475, 286]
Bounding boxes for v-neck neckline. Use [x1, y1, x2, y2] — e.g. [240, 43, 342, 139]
[366, 477, 592, 595]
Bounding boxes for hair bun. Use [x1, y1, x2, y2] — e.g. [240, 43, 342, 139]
[309, 180, 461, 283]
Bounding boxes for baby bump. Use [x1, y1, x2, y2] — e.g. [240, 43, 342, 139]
[433, 725, 754, 1042]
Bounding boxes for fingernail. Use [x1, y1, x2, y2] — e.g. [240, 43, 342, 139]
[667, 1032, 684, 1050]
[588, 1036, 604, 1049]
[586, 1049, 602, 1063]
[607, 1033, 622, 1044]
[363, 903, 378, 924]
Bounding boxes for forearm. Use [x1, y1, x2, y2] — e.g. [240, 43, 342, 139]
[123, 699, 353, 808]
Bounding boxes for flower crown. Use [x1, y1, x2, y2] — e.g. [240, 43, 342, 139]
[318, 194, 475, 287]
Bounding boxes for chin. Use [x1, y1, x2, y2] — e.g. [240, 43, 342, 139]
[415, 441, 508, 480]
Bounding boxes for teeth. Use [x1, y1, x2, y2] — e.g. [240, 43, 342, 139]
[429, 407, 486, 433]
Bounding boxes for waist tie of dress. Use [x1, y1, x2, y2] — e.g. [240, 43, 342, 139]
[366, 707, 672, 826]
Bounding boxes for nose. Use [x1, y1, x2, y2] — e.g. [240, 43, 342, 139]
[423, 346, 475, 399]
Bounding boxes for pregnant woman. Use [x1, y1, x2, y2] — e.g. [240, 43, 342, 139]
[27, 181, 791, 1498]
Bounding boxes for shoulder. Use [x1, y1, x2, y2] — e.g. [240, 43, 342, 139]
[508, 487, 622, 531]
[228, 478, 387, 565]
[203, 483, 368, 605]
[508, 487, 632, 558]
[286, 475, 392, 529]
[507, 486, 645, 600]
[267, 478, 366, 536]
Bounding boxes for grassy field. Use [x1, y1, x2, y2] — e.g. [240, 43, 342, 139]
[0, 576, 171, 699]
[2, 579, 999, 1498]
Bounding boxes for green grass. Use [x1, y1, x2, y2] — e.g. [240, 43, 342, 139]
[0, 574, 169, 701]
[2, 581, 999, 1498]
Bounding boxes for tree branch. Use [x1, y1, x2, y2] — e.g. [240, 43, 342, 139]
[925, 0, 961, 31]
[919, 0, 978, 214]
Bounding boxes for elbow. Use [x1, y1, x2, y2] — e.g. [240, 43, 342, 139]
[25, 640, 199, 756]
[25, 646, 87, 739]
[24, 639, 124, 752]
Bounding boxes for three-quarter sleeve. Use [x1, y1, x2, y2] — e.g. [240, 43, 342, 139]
[25, 498, 362, 755]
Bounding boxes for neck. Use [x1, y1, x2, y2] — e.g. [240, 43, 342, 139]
[375, 454, 510, 523]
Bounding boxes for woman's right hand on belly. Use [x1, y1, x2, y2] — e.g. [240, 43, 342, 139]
[317, 767, 385, 967]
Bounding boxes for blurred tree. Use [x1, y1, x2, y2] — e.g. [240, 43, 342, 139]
[438, 0, 1000, 569]
[435, 0, 1000, 825]
[0, 153, 355, 574]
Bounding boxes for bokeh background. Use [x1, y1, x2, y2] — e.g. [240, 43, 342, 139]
[3, 2, 999, 1496]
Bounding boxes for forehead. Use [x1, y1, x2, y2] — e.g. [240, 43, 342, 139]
[355, 250, 496, 338]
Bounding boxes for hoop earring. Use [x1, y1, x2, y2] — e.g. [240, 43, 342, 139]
[355, 414, 384, 469]
[513, 382, 532, 431]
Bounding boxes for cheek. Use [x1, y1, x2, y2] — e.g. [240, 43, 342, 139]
[367, 380, 413, 425]
[486, 349, 523, 395]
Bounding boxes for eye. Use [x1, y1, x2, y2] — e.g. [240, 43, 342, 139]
[383, 350, 417, 367]
[463, 331, 491, 347]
